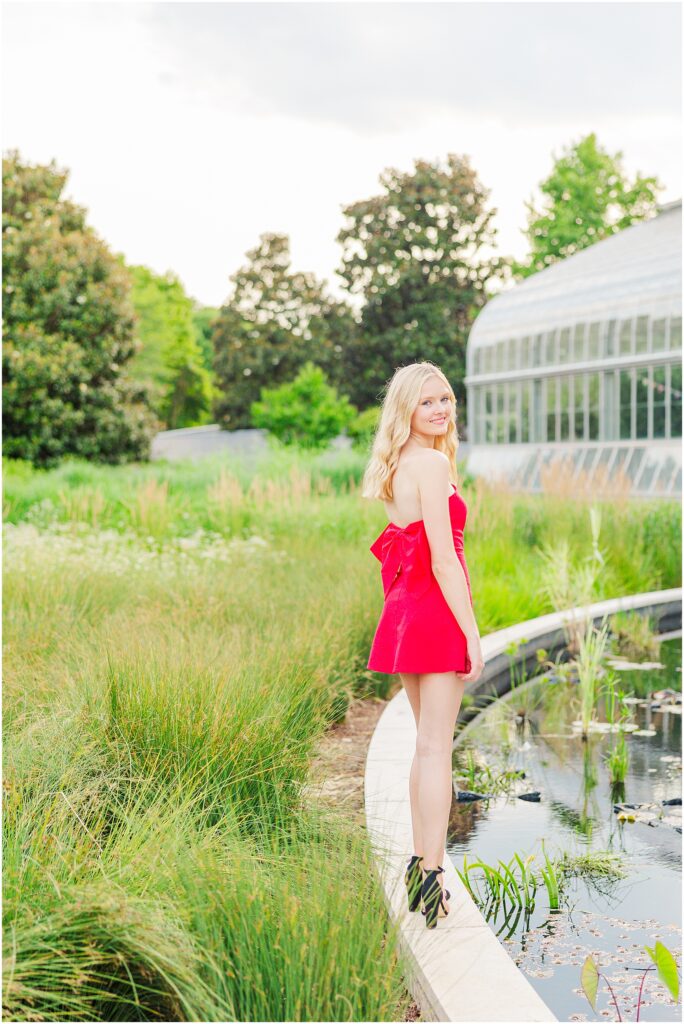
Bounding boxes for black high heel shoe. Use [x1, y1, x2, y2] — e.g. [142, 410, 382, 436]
[421, 866, 451, 929]
[404, 855, 423, 911]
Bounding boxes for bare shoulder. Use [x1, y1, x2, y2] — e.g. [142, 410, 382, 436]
[411, 449, 450, 484]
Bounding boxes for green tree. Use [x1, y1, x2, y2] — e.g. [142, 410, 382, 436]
[335, 153, 508, 421]
[191, 301, 220, 375]
[212, 234, 358, 428]
[126, 265, 214, 428]
[251, 361, 357, 450]
[513, 132, 664, 278]
[2, 149, 157, 467]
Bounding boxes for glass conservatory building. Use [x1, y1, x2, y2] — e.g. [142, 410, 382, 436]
[465, 199, 682, 497]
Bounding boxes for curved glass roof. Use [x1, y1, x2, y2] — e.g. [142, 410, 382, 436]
[469, 200, 681, 349]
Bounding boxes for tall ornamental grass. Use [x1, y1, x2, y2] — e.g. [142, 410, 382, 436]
[3, 451, 680, 1020]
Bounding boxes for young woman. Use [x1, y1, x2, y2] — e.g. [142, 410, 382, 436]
[362, 362, 485, 928]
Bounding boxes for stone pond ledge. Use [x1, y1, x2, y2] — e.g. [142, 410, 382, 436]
[364, 587, 682, 1023]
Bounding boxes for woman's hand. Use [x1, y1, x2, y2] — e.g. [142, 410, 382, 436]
[456, 633, 484, 684]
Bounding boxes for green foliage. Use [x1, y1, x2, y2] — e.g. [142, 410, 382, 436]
[126, 264, 214, 428]
[608, 608, 661, 661]
[346, 406, 381, 453]
[513, 132, 663, 278]
[335, 153, 509, 415]
[581, 956, 600, 1011]
[191, 301, 220, 374]
[212, 233, 358, 429]
[2, 148, 157, 467]
[251, 362, 357, 451]
[645, 940, 680, 1002]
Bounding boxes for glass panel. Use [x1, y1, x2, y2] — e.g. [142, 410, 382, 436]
[670, 316, 682, 350]
[572, 448, 588, 477]
[588, 373, 599, 440]
[574, 373, 585, 440]
[653, 366, 666, 438]
[521, 380, 530, 442]
[671, 362, 682, 437]
[520, 336, 530, 367]
[484, 346, 493, 374]
[635, 316, 648, 354]
[545, 330, 557, 364]
[635, 367, 649, 438]
[604, 370, 617, 440]
[509, 383, 519, 442]
[582, 447, 599, 474]
[588, 322, 602, 359]
[484, 387, 494, 442]
[673, 467, 682, 493]
[546, 377, 557, 441]
[595, 448, 614, 483]
[612, 447, 631, 481]
[626, 447, 644, 483]
[619, 369, 632, 440]
[559, 376, 570, 440]
[572, 323, 586, 362]
[619, 319, 633, 356]
[605, 319, 617, 357]
[496, 341, 505, 372]
[655, 456, 676, 493]
[652, 319, 667, 352]
[473, 350, 480, 375]
[638, 457, 658, 492]
[519, 453, 537, 487]
[558, 327, 571, 363]
[496, 385, 505, 442]
[533, 379, 543, 442]
[533, 334, 543, 366]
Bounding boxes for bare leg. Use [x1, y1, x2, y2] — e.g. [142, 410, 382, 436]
[416, 671, 466, 912]
[399, 672, 422, 855]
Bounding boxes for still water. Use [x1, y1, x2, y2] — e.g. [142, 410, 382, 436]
[448, 636, 682, 1023]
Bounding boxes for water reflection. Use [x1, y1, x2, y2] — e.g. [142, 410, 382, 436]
[449, 637, 682, 1023]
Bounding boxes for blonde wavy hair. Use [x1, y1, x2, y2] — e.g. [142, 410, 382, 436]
[361, 362, 461, 502]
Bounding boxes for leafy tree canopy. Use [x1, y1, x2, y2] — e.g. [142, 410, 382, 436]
[125, 264, 214, 429]
[335, 153, 509, 419]
[2, 148, 157, 467]
[212, 233, 357, 429]
[513, 132, 664, 278]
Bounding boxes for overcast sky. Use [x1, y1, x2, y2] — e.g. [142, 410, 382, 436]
[2, 1, 681, 311]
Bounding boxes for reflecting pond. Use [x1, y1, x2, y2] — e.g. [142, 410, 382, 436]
[448, 635, 682, 1022]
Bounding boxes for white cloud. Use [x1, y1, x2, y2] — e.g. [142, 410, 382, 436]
[2, 1, 680, 310]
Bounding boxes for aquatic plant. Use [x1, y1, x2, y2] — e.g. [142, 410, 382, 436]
[538, 840, 562, 910]
[457, 846, 564, 917]
[556, 849, 627, 880]
[608, 608, 661, 662]
[601, 670, 631, 785]
[453, 747, 526, 796]
[535, 504, 606, 654]
[581, 940, 680, 1022]
[503, 636, 544, 722]
[605, 728, 629, 786]
[457, 853, 535, 913]
[576, 617, 612, 738]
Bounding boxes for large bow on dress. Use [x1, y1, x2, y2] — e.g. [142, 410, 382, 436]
[369, 521, 434, 599]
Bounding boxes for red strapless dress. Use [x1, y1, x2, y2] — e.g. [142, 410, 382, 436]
[366, 486, 473, 674]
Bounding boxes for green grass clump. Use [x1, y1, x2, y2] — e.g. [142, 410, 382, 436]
[3, 452, 679, 1018]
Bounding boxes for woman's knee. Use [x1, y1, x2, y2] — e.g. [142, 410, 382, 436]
[415, 731, 451, 759]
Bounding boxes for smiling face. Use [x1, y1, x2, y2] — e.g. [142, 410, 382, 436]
[410, 374, 453, 438]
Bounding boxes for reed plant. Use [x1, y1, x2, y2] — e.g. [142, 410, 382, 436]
[3, 453, 680, 1018]
[575, 617, 612, 738]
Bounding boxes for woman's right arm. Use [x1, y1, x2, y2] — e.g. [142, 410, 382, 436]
[416, 452, 483, 680]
